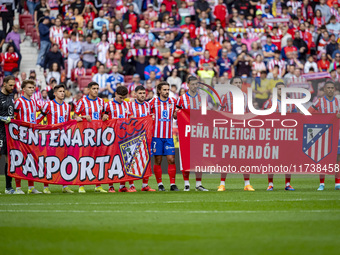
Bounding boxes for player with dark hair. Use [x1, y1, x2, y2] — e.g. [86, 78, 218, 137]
[0, 76, 16, 194]
[218, 76, 255, 191]
[177, 76, 208, 191]
[128, 85, 156, 191]
[14, 80, 42, 194]
[103, 86, 135, 192]
[37, 84, 77, 193]
[263, 82, 297, 191]
[308, 80, 340, 191]
[150, 81, 179, 191]
[75, 81, 107, 193]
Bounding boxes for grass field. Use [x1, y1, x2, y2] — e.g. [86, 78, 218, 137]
[0, 174, 339, 255]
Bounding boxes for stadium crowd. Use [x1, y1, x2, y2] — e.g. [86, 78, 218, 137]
[1, 0, 340, 194]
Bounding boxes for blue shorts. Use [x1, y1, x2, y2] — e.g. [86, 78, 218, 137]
[151, 138, 175, 156]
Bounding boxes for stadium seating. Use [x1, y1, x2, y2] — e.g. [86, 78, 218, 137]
[78, 76, 93, 90]
[124, 75, 133, 84]
[19, 14, 32, 29]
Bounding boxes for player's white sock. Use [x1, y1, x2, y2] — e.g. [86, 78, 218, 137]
[196, 181, 202, 187]
[119, 185, 125, 189]
[286, 182, 290, 187]
[142, 183, 148, 188]
[158, 182, 163, 186]
[220, 181, 225, 186]
[129, 184, 135, 188]
[184, 180, 190, 186]
[244, 180, 250, 186]
[28, 186, 34, 189]
[63, 185, 68, 188]
[268, 182, 273, 187]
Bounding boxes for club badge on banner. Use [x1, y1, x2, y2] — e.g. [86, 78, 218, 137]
[6, 117, 153, 185]
[177, 110, 339, 175]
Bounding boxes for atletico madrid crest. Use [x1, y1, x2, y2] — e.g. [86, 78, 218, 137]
[302, 124, 333, 163]
[119, 131, 150, 178]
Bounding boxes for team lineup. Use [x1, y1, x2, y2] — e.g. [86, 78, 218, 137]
[1, 75, 340, 194]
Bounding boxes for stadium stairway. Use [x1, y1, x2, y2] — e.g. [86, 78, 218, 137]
[1, 13, 46, 88]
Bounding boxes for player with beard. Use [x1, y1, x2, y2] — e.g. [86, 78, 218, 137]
[0, 76, 16, 194]
[177, 76, 208, 191]
[150, 81, 179, 191]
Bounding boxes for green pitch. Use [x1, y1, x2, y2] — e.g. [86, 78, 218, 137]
[0, 174, 339, 255]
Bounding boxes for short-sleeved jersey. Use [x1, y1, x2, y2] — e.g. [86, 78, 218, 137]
[177, 92, 201, 110]
[14, 96, 40, 123]
[129, 101, 150, 118]
[309, 96, 340, 113]
[75, 96, 104, 120]
[104, 99, 130, 119]
[218, 91, 248, 113]
[49, 26, 64, 47]
[38, 100, 71, 124]
[150, 97, 177, 138]
[263, 98, 297, 113]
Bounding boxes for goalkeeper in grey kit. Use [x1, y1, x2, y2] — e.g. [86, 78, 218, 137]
[0, 76, 16, 194]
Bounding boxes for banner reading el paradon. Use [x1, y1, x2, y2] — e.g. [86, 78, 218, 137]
[6, 117, 153, 185]
[178, 110, 339, 175]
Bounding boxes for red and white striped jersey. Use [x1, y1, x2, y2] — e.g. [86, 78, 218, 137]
[14, 96, 41, 123]
[75, 96, 104, 120]
[195, 27, 208, 37]
[218, 91, 249, 113]
[122, 32, 134, 41]
[108, 31, 116, 44]
[150, 97, 177, 138]
[38, 99, 71, 124]
[287, 76, 313, 99]
[177, 92, 201, 110]
[61, 38, 70, 57]
[37, 97, 50, 108]
[50, 26, 64, 47]
[252, 61, 266, 77]
[129, 101, 150, 117]
[310, 96, 340, 113]
[127, 82, 142, 94]
[267, 59, 286, 76]
[287, 1, 301, 15]
[104, 100, 130, 119]
[263, 98, 297, 113]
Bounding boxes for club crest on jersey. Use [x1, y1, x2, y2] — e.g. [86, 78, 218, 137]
[93, 112, 99, 120]
[162, 110, 168, 118]
[119, 131, 150, 178]
[302, 124, 333, 163]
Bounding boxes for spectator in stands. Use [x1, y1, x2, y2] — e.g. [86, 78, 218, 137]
[74, 60, 86, 82]
[93, 10, 109, 32]
[37, 16, 51, 69]
[44, 44, 64, 71]
[5, 25, 21, 66]
[217, 49, 234, 78]
[252, 54, 266, 77]
[249, 42, 264, 60]
[326, 34, 338, 61]
[3, 44, 19, 77]
[304, 55, 318, 73]
[123, 3, 139, 32]
[46, 62, 61, 85]
[34, 0, 49, 26]
[316, 0, 332, 23]
[318, 53, 331, 71]
[293, 31, 308, 62]
[167, 69, 182, 93]
[144, 57, 161, 80]
[92, 64, 109, 97]
[205, 32, 222, 60]
[263, 35, 278, 63]
[91, 60, 101, 76]
[252, 71, 271, 109]
[96, 33, 109, 64]
[234, 46, 253, 76]
[82, 34, 96, 69]
[329, 52, 340, 71]
[67, 32, 82, 80]
[106, 64, 124, 98]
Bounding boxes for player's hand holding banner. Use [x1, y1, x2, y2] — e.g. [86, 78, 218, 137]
[5, 117, 153, 185]
[178, 110, 339, 175]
